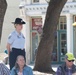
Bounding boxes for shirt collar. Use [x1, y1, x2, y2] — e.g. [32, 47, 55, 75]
[15, 30, 22, 36]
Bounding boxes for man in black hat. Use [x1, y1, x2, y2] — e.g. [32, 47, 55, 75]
[6, 18, 26, 70]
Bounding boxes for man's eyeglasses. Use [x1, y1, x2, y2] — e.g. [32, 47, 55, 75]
[68, 60, 74, 62]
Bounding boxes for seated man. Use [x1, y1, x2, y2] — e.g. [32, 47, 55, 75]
[0, 63, 10, 75]
[56, 53, 76, 75]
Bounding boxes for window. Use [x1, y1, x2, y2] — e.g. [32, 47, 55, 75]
[20, 0, 25, 2]
[31, 18, 42, 62]
[73, 15, 76, 22]
[32, 0, 39, 3]
[73, 15, 76, 59]
[73, 0, 76, 2]
[59, 16, 67, 30]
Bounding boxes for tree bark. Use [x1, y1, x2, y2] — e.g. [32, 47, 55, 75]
[34, 0, 67, 74]
[0, 0, 7, 42]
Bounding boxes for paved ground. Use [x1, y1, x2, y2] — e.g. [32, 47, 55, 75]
[30, 65, 58, 71]
[0, 53, 8, 61]
[30, 65, 59, 75]
[33, 71, 53, 75]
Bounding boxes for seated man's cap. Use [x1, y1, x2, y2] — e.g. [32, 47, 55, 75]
[12, 18, 26, 24]
[65, 53, 75, 60]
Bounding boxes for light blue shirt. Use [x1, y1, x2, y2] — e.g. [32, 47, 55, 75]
[7, 30, 25, 49]
[10, 66, 33, 75]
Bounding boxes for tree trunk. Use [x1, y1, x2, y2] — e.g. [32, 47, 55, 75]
[34, 0, 67, 74]
[0, 0, 7, 42]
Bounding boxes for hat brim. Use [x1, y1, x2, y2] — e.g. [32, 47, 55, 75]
[67, 58, 75, 60]
[12, 22, 26, 24]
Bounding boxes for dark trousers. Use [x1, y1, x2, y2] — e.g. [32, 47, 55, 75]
[9, 48, 26, 70]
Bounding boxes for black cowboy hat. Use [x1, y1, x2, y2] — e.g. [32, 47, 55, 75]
[12, 18, 26, 24]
